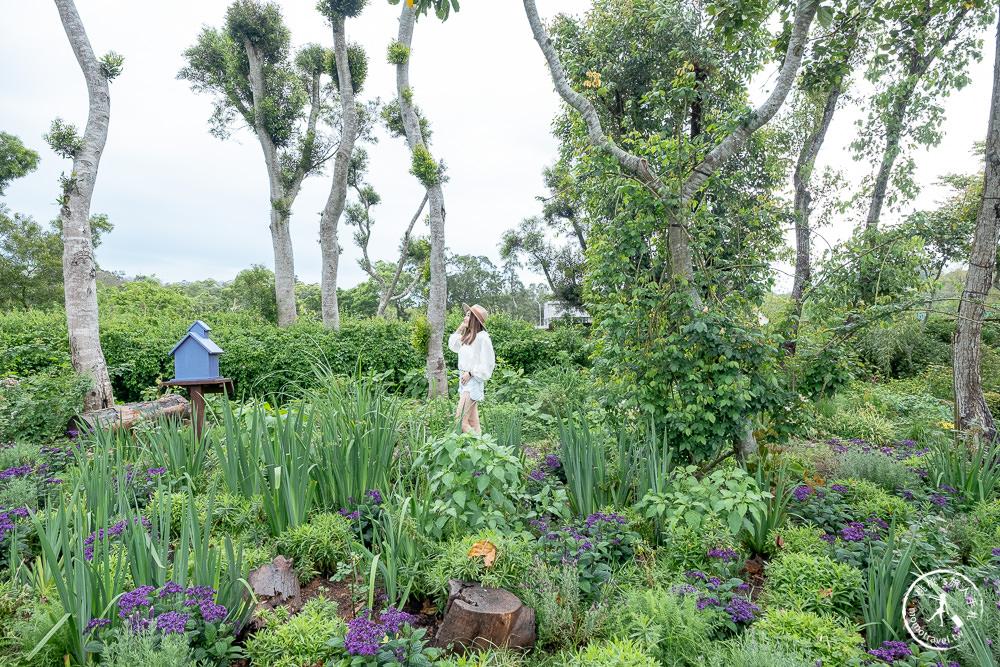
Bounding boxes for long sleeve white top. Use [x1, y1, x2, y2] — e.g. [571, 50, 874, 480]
[448, 330, 496, 382]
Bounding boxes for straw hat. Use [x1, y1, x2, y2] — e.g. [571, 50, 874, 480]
[462, 303, 489, 326]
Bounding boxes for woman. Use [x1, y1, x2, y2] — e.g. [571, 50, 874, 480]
[448, 303, 496, 435]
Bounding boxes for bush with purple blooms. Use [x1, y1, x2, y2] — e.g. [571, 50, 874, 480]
[531, 512, 639, 596]
[89, 581, 239, 666]
[326, 606, 441, 666]
[672, 570, 759, 636]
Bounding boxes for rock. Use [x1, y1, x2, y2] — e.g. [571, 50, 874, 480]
[245, 555, 301, 628]
[433, 579, 535, 652]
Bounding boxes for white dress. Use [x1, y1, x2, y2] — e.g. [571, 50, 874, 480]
[448, 330, 496, 402]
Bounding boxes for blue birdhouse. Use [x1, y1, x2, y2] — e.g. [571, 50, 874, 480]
[169, 321, 224, 381]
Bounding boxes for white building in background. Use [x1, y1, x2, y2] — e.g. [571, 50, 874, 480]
[539, 301, 591, 329]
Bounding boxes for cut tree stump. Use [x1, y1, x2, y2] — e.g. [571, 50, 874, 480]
[245, 555, 301, 628]
[433, 579, 535, 652]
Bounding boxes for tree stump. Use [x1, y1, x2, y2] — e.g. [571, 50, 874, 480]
[433, 579, 535, 652]
[245, 555, 301, 628]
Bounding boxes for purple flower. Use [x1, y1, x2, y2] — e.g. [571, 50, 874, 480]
[528, 468, 547, 482]
[707, 548, 738, 562]
[820, 533, 836, 543]
[868, 640, 913, 663]
[829, 484, 848, 494]
[83, 618, 110, 634]
[156, 611, 190, 634]
[685, 571, 707, 581]
[839, 522, 866, 542]
[696, 596, 721, 610]
[147, 467, 167, 475]
[793, 485, 814, 502]
[726, 596, 759, 624]
[544, 454, 560, 470]
[366, 489, 383, 504]
[344, 607, 414, 656]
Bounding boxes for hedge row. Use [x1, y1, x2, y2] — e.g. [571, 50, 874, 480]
[0, 309, 589, 403]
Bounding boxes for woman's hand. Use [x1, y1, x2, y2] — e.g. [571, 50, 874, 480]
[461, 371, 472, 384]
[458, 313, 470, 333]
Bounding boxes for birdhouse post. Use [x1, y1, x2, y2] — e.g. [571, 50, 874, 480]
[164, 321, 233, 439]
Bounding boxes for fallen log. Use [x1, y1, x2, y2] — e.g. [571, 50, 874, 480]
[68, 394, 190, 435]
[433, 579, 535, 652]
[245, 555, 302, 629]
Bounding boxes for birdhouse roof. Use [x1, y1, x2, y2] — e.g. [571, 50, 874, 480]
[169, 332, 224, 357]
[188, 320, 212, 333]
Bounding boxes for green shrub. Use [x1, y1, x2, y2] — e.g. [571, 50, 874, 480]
[275, 512, 359, 583]
[413, 433, 525, 538]
[766, 525, 829, 558]
[755, 609, 864, 666]
[842, 479, 913, 523]
[836, 450, 918, 492]
[967, 499, 1000, 564]
[764, 552, 862, 618]
[710, 632, 815, 667]
[419, 531, 535, 607]
[986, 392, 1000, 420]
[607, 588, 715, 666]
[243, 597, 345, 667]
[0, 370, 89, 442]
[818, 404, 896, 446]
[102, 631, 195, 667]
[520, 558, 606, 650]
[567, 638, 658, 667]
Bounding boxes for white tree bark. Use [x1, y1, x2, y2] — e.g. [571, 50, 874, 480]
[244, 39, 299, 328]
[954, 9, 1000, 443]
[53, 0, 114, 411]
[319, 15, 359, 330]
[522, 0, 819, 285]
[395, 4, 448, 399]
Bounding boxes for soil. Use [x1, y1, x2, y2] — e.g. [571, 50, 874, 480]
[742, 554, 768, 601]
[295, 576, 441, 639]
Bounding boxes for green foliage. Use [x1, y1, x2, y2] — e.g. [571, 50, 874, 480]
[818, 404, 897, 446]
[244, 597, 345, 667]
[419, 531, 535, 607]
[409, 144, 445, 188]
[837, 450, 918, 492]
[767, 525, 829, 559]
[413, 433, 525, 538]
[276, 512, 359, 582]
[100, 51, 125, 81]
[330, 42, 369, 94]
[637, 465, 769, 537]
[520, 559, 607, 650]
[927, 438, 1000, 504]
[102, 631, 195, 667]
[386, 39, 410, 65]
[556, 412, 613, 516]
[317, 0, 367, 19]
[0, 210, 64, 310]
[743, 459, 794, 555]
[861, 522, 920, 650]
[606, 588, 715, 667]
[43, 118, 84, 159]
[0, 369, 90, 442]
[711, 633, 814, 667]
[842, 480, 913, 524]
[764, 552, 862, 619]
[755, 609, 864, 666]
[0, 132, 40, 195]
[566, 638, 657, 667]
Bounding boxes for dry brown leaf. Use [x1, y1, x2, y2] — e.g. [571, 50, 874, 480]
[467, 540, 498, 567]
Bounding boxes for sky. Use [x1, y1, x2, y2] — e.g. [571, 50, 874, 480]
[0, 1, 997, 292]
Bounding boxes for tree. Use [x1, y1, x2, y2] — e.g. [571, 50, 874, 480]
[855, 0, 994, 232]
[500, 216, 585, 308]
[954, 9, 1000, 442]
[389, 0, 451, 398]
[785, 2, 871, 354]
[47, 0, 121, 411]
[226, 264, 278, 322]
[179, 0, 335, 327]
[523, 0, 818, 461]
[316, 0, 370, 329]
[0, 132, 40, 196]
[345, 149, 429, 318]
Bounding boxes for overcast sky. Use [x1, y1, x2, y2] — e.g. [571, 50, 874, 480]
[0, 1, 996, 292]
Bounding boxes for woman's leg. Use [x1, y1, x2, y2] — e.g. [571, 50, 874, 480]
[457, 392, 474, 433]
[469, 401, 481, 436]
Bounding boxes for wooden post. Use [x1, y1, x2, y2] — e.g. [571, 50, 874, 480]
[161, 379, 233, 440]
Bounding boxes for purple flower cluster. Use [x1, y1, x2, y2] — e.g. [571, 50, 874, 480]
[793, 485, 815, 502]
[366, 489, 383, 505]
[829, 484, 848, 494]
[696, 596, 721, 610]
[102, 581, 228, 636]
[527, 468, 547, 482]
[726, 596, 759, 624]
[838, 519, 885, 543]
[344, 607, 415, 656]
[0, 465, 32, 482]
[868, 640, 912, 663]
[544, 454, 560, 471]
[684, 571, 722, 589]
[83, 517, 151, 561]
[0, 506, 30, 544]
[707, 548, 738, 563]
[831, 439, 930, 461]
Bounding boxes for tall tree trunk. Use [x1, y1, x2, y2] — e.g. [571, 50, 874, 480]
[954, 11, 1000, 444]
[244, 38, 297, 327]
[320, 15, 360, 330]
[786, 81, 844, 355]
[374, 193, 427, 318]
[864, 10, 969, 232]
[54, 0, 114, 411]
[395, 4, 448, 399]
